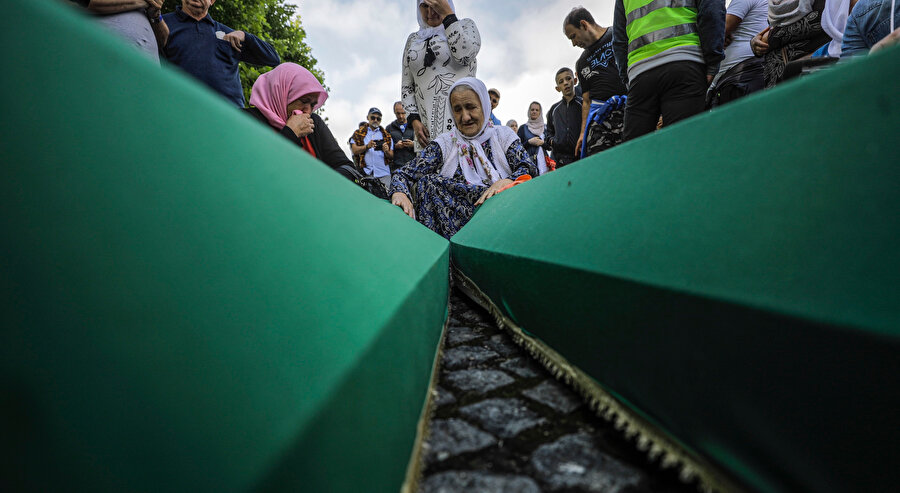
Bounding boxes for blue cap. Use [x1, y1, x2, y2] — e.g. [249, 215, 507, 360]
[368, 107, 382, 116]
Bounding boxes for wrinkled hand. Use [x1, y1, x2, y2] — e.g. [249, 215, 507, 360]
[423, 0, 454, 17]
[750, 27, 770, 57]
[286, 111, 314, 138]
[528, 137, 544, 147]
[475, 179, 514, 207]
[391, 192, 415, 219]
[412, 119, 430, 147]
[224, 30, 246, 52]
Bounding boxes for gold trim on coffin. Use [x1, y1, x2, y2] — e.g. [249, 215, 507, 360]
[451, 266, 749, 493]
[400, 292, 451, 493]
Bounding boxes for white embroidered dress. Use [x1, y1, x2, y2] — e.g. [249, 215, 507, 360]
[401, 3, 480, 149]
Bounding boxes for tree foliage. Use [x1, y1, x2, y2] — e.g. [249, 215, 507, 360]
[161, 0, 324, 104]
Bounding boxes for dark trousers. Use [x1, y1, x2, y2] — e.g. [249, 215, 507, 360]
[624, 61, 707, 141]
[710, 57, 765, 108]
[554, 155, 578, 168]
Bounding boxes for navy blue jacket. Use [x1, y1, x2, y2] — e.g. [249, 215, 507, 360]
[163, 7, 280, 106]
[516, 125, 551, 160]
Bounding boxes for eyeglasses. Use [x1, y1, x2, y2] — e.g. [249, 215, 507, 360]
[369, 116, 382, 121]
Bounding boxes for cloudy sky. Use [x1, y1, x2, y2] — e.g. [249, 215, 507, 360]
[288, 0, 616, 149]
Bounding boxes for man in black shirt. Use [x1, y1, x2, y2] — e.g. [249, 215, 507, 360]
[564, 7, 628, 158]
[546, 67, 583, 168]
[386, 101, 416, 171]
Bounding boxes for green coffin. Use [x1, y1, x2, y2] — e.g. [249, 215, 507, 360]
[0, 1, 448, 491]
[451, 48, 900, 492]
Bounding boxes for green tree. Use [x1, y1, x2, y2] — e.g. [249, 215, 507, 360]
[161, 0, 324, 105]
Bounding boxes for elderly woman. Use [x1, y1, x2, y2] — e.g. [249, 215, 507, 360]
[244, 63, 356, 180]
[401, 0, 481, 148]
[390, 78, 537, 239]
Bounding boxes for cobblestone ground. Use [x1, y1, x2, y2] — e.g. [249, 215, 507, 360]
[419, 288, 699, 493]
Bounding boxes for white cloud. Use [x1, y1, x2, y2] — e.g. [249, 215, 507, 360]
[289, 0, 618, 150]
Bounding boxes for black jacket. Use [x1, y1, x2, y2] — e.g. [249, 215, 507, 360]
[385, 119, 417, 170]
[545, 96, 583, 165]
[244, 107, 355, 180]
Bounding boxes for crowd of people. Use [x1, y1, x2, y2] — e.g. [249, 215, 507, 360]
[69, 0, 899, 239]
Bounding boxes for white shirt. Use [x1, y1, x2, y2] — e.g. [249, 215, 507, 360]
[363, 126, 392, 178]
[715, 0, 770, 84]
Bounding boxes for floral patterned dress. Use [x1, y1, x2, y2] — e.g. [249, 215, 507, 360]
[390, 138, 536, 239]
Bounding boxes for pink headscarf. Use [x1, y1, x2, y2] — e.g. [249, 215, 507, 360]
[249, 63, 328, 130]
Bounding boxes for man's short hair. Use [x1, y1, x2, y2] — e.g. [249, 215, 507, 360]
[556, 67, 574, 79]
[393, 101, 403, 110]
[488, 88, 500, 98]
[564, 7, 596, 28]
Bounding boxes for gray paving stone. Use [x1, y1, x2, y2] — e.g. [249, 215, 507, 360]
[455, 308, 486, 324]
[483, 333, 520, 357]
[420, 471, 542, 493]
[444, 369, 515, 394]
[425, 419, 497, 463]
[445, 325, 485, 346]
[459, 398, 547, 438]
[522, 380, 583, 415]
[442, 345, 500, 370]
[530, 433, 644, 492]
[499, 357, 543, 378]
[433, 386, 456, 408]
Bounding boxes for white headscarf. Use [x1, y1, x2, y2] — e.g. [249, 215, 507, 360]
[432, 77, 518, 186]
[822, 0, 851, 57]
[416, 0, 456, 40]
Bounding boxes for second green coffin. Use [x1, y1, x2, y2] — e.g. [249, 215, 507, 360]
[451, 47, 900, 492]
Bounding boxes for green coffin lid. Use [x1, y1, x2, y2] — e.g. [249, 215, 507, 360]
[0, 1, 448, 491]
[452, 48, 900, 492]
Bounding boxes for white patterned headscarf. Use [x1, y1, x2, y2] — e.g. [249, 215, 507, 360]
[416, 0, 456, 40]
[433, 77, 518, 185]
